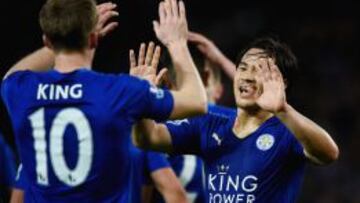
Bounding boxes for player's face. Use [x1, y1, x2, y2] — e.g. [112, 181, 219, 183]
[233, 48, 269, 110]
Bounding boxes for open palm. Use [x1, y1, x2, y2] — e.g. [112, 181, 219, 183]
[255, 59, 287, 113]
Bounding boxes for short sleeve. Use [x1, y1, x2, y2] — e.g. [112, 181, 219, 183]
[13, 164, 27, 190]
[145, 151, 170, 173]
[282, 127, 306, 162]
[166, 118, 202, 155]
[1, 71, 26, 110]
[110, 75, 174, 122]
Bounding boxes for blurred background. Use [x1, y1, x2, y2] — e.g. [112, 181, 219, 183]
[0, 0, 359, 202]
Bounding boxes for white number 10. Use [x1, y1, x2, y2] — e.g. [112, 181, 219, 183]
[29, 108, 93, 187]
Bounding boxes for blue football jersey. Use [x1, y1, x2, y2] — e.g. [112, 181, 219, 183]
[167, 113, 306, 203]
[127, 146, 170, 203]
[207, 103, 237, 117]
[153, 104, 236, 203]
[1, 69, 174, 202]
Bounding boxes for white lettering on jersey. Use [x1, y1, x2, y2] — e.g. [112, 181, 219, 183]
[149, 86, 164, 99]
[208, 165, 258, 202]
[37, 84, 83, 100]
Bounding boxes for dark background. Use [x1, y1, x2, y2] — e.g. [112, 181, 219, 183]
[1, 0, 359, 202]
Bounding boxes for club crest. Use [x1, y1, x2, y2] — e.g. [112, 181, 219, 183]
[256, 134, 275, 151]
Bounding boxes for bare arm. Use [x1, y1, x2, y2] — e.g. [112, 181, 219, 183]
[3, 47, 55, 80]
[153, 0, 207, 119]
[256, 58, 339, 165]
[188, 31, 236, 80]
[132, 119, 173, 152]
[151, 168, 188, 203]
[3, 2, 118, 80]
[276, 104, 339, 164]
[10, 189, 24, 203]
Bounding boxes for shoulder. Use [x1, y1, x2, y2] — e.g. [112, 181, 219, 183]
[208, 104, 237, 117]
[2, 70, 34, 84]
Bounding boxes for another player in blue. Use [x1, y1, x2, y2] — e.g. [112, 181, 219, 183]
[132, 37, 339, 202]
[1, 0, 207, 202]
[151, 31, 237, 203]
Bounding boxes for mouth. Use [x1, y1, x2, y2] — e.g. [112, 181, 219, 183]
[238, 83, 257, 98]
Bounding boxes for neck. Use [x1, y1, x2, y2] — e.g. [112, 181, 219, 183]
[54, 49, 94, 73]
[232, 108, 273, 139]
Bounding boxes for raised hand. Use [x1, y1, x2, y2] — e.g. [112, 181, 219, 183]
[153, 0, 188, 47]
[129, 42, 168, 86]
[96, 2, 119, 38]
[255, 58, 287, 113]
[188, 32, 223, 63]
[188, 31, 236, 80]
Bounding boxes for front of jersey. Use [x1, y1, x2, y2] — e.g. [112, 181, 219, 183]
[1, 69, 174, 203]
[167, 112, 306, 203]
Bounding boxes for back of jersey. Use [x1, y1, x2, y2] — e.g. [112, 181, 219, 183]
[1, 69, 174, 203]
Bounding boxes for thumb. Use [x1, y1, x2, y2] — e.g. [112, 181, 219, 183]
[155, 68, 168, 86]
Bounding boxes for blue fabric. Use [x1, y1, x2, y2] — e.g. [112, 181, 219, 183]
[127, 147, 170, 203]
[0, 133, 17, 201]
[1, 69, 174, 203]
[167, 111, 306, 203]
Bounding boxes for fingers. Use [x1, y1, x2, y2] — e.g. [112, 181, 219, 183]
[159, 2, 166, 24]
[138, 43, 146, 65]
[151, 46, 162, 70]
[188, 32, 206, 43]
[153, 21, 160, 36]
[97, 2, 119, 38]
[96, 2, 116, 15]
[129, 49, 137, 68]
[155, 68, 168, 86]
[179, 0, 186, 19]
[98, 22, 119, 37]
[164, 0, 172, 18]
[171, 0, 179, 17]
[145, 42, 155, 66]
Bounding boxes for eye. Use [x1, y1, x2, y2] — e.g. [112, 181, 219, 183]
[238, 66, 247, 72]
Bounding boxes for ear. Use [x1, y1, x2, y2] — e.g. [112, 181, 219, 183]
[43, 35, 54, 50]
[89, 32, 99, 49]
[284, 78, 288, 89]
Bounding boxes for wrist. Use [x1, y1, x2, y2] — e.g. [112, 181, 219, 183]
[166, 40, 188, 51]
[275, 103, 292, 117]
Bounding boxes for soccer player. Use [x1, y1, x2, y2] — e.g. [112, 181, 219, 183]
[151, 31, 237, 203]
[132, 37, 339, 202]
[1, 0, 206, 202]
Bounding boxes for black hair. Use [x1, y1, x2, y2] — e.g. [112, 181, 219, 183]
[237, 37, 298, 89]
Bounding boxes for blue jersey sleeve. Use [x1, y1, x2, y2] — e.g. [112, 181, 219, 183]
[281, 126, 306, 162]
[166, 118, 202, 155]
[146, 151, 170, 173]
[109, 75, 174, 122]
[13, 164, 28, 190]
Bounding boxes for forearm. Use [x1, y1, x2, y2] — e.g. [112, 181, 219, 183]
[152, 168, 188, 203]
[167, 42, 207, 118]
[4, 47, 54, 79]
[161, 187, 188, 203]
[217, 55, 236, 80]
[132, 120, 172, 152]
[276, 104, 339, 164]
